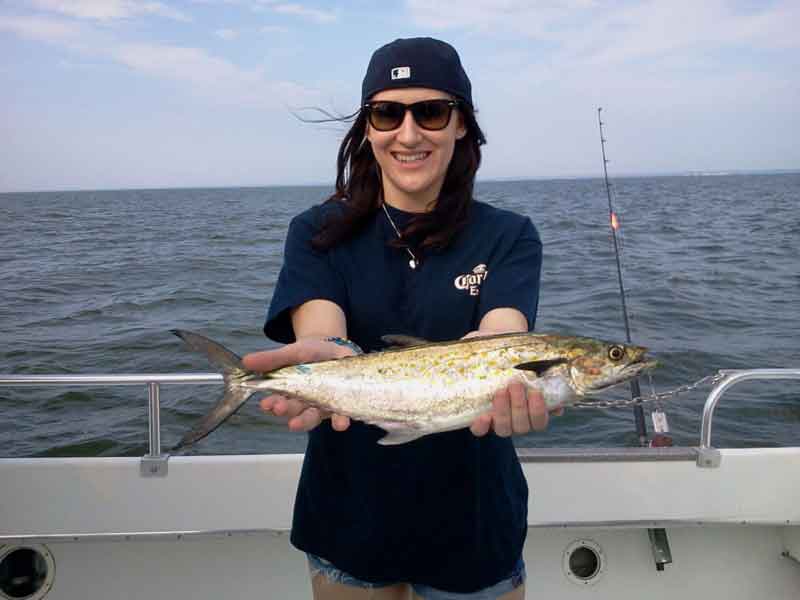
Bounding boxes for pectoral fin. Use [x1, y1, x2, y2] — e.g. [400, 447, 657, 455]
[375, 421, 427, 445]
[378, 431, 428, 445]
[514, 358, 567, 377]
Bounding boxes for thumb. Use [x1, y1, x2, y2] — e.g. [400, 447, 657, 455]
[242, 345, 298, 372]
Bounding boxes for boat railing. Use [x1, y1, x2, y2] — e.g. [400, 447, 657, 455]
[0, 373, 221, 477]
[697, 368, 800, 468]
[1, 368, 799, 472]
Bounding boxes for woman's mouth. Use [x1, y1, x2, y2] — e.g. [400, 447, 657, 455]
[391, 151, 430, 164]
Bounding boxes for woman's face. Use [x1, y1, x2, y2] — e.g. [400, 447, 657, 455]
[366, 87, 466, 211]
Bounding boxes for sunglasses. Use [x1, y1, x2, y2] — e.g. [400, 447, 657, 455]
[363, 99, 460, 132]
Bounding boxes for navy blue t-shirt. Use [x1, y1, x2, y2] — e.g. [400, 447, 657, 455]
[264, 200, 542, 593]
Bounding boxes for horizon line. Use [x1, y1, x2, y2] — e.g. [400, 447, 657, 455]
[2, 168, 798, 195]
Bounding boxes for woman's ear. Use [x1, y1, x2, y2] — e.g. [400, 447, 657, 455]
[455, 113, 467, 140]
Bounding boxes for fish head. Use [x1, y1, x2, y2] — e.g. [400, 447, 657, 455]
[566, 339, 657, 396]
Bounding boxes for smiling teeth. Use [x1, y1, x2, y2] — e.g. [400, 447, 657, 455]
[395, 153, 428, 163]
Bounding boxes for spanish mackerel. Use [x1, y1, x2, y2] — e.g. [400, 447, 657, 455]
[171, 330, 656, 450]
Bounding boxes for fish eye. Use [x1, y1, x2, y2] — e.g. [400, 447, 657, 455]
[608, 345, 625, 361]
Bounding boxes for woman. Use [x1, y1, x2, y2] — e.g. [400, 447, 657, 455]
[243, 37, 558, 599]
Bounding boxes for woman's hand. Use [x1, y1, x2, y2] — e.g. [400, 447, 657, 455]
[469, 380, 562, 438]
[462, 328, 563, 438]
[242, 338, 354, 433]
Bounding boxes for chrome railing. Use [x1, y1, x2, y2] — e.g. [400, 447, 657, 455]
[0, 373, 221, 476]
[2, 368, 799, 471]
[696, 368, 800, 468]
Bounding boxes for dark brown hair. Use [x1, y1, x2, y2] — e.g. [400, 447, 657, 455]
[310, 104, 486, 258]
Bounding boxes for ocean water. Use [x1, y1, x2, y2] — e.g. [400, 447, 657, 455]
[1, 174, 798, 458]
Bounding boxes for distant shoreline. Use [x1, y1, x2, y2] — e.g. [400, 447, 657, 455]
[2, 169, 798, 196]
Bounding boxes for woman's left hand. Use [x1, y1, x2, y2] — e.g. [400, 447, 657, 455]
[469, 381, 562, 438]
[462, 327, 563, 438]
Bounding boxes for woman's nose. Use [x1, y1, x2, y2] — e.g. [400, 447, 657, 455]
[395, 109, 423, 145]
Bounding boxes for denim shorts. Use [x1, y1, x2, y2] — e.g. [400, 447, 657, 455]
[307, 553, 525, 599]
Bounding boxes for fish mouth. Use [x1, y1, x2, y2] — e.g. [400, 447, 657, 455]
[622, 357, 658, 378]
[585, 356, 659, 393]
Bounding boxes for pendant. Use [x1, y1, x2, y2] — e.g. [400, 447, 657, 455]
[409, 259, 417, 269]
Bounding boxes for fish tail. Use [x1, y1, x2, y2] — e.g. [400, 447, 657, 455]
[170, 329, 261, 452]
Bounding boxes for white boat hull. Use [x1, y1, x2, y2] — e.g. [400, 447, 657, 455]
[2, 448, 799, 599]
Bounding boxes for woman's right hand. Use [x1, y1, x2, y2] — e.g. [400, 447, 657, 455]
[242, 338, 354, 433]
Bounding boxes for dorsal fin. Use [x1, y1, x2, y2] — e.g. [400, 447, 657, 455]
[514, 358, 567, 376]
[381, 334, 430, 348]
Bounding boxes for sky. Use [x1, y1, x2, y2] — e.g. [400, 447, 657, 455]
[1, 0, 798, 192]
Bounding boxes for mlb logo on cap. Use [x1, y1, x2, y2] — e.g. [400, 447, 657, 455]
[391, 66, 411, 80]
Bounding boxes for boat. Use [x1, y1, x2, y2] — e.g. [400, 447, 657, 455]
[1, 368, 799, 599]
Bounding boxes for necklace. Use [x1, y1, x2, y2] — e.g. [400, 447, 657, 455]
[382, 203, 419, 270]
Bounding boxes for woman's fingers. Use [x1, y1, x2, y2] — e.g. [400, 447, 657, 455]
[528, 389, 549, 431]
[508, 381, 531, 435]
[470, 413, 493, 437]
[472, 383, 559, 439]
[263, 396, 326, 429]
[491, 387, 513, 437]
[260, 394, 350, 433]
[288, 409, 350, 433]
[269, 396, 307, 419]
[243, 345, 298, 372]
[288, 407, 323, 431]
[243, 344, 324, 372]
[259, 394, 282, 413]
[331, 414, 351, 432]
[243, 338, 356, 373]
[504, 382, 548, 435]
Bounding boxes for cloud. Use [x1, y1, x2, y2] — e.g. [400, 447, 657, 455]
[113, 42, 256, 85]
[58, 58, 98, 69]
[261, 24, 289, 34]
[401, 0, 799, 179]
[406, 0, 595, 35]
[407, 0, 800, 61]
[112, 42, 319, 107]
[30, 0, 191, 22]
[576, 0, 800, 66]
[270, 3, 337, 24]
[0, 7, 315, 109]
[214, 28, 239, 40]
[0, 14, 82, 43]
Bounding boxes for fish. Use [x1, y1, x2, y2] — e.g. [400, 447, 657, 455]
[170, 329, 657, 450]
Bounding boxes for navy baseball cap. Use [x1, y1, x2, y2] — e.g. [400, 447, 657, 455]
[361, 37, 474, 108]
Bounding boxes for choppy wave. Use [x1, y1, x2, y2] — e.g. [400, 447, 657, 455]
[1, 175, 799, 456]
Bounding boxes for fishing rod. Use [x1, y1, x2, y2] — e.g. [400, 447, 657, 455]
[598, 107, 674, 572]
[597, 107, 648, 447]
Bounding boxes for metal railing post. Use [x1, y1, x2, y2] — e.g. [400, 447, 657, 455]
[697, 368, 800, 468]
[0, 373, 223, 478]
[148, 382, 162, 456]
[141, 381, 168, 477]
